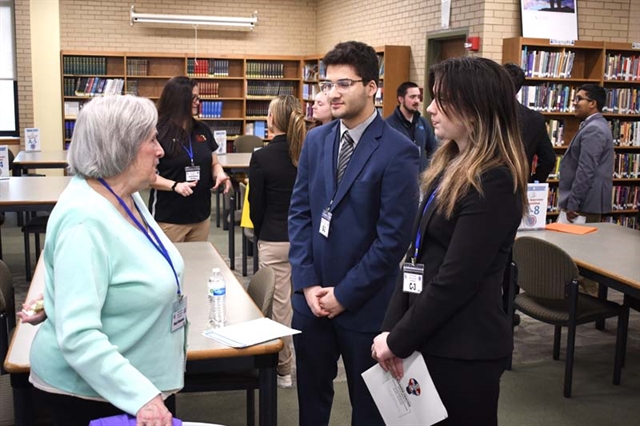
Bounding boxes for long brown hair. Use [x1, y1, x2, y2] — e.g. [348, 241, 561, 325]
[422, 57, 529, 218]
[268, 95, 306, 166]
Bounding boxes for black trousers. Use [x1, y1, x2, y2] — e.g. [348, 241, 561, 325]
[36, 389, 176, 426]
[426, 354, 508, 426]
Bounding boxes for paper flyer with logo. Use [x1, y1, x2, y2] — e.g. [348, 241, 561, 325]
[213, 130, 227, 155]
[24, 127, 41, 152]
[362, 351, 448, 426]
[519, 183, 549, 230]
[0, 145, 9, 179]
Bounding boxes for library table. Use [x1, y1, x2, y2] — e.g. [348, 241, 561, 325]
[4, 241, 282, 426]
[12, 150, 69, 176]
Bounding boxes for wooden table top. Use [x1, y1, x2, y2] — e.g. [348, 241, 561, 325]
[13, 150, 69, 166]
[518, 223, 640, 290]
[0, 176, 72, 208]
[4, 241, 281, 373]
[217, 153, 252, 170]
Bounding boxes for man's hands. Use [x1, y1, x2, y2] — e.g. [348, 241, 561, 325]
[565, 209, 579, 222]
[303, 286, 345, 319]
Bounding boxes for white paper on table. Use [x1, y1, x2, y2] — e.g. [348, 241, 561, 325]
[557, 210, 586, 224]
[362, 351, 447, 426]
[202, 317, 300, 348]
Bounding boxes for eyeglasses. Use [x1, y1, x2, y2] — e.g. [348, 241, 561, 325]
[192, 95, 201, 103]
[573, 95, 593, 103]
[319, 79, 364, 93]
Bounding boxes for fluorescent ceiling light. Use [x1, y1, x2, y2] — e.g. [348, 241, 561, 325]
[130, 6, 257, 30]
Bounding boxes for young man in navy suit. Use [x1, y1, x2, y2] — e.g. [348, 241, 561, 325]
[288, 41, 420, 426]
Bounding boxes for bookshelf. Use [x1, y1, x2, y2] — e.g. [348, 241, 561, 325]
[502, 38, 640, 229]
[60, 46, 411, 152]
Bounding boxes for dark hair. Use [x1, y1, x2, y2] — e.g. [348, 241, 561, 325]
[322, 41, 379, 86]
[396, 81, 419, 99]
[156, 76, 198, 157]
[577, 83, 606, 112]
[503, 62, 526, 92]
[424, 56, 528, 218]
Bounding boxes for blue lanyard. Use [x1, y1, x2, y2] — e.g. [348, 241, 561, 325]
[412, 188, 438, 263]
[181, 136, 195, 166]
[98, 178, 181, 296]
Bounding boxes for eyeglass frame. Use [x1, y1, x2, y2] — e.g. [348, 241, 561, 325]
[192, 94, 201, 103]
[573, 95, 594, 104]
[319, 79, 365, 93]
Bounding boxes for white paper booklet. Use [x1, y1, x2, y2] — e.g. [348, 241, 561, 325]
[362, 351, 448, 426]
[557, 210, 586, 224]
[202, 317, 300, 348]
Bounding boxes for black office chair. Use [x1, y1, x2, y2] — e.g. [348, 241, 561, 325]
[0, 259, 16, 375]
[508, 237, 629, 397]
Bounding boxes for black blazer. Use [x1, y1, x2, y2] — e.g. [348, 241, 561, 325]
[518, 103, 556, 183]
[248, 134, 297, 242]
[382, 167, 522, 361]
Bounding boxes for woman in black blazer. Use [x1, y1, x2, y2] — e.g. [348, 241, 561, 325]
[372, 57, 529, 425]
[248, 95, 305, 388]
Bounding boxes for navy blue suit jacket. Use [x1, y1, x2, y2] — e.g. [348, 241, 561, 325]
[288, 114, 420, 333]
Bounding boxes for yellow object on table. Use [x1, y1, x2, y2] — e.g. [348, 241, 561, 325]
[240, 181, 253, 229]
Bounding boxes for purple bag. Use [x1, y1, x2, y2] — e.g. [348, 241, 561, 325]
[89, 414, 182, 426]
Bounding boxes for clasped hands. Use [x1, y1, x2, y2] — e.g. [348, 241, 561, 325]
[303, 285, 345, 319]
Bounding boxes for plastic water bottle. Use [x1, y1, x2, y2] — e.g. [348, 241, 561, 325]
[208, 268, 226, 327]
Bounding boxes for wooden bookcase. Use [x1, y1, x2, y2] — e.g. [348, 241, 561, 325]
[60, 46, 411, 153]
[502, 38, 640, 229]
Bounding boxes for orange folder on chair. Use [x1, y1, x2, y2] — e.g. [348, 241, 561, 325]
[545, 222, 597, 235]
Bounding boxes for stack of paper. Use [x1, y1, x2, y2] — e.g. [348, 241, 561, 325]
[202, 317, 300, 348]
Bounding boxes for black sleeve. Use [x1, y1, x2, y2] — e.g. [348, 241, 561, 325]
[248, 152, 265, 239]
[530, 114, 556, 183]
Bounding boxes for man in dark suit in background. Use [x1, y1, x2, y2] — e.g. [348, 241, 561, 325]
[288, 41, 419, 426]
[504, 63, 556, 183]
[386, 81, 438, 172]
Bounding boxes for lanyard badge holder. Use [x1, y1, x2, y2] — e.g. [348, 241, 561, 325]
[403, 188, 438, 294]
[181, 137, 200, 182]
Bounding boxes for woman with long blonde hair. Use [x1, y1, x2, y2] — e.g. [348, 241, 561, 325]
[372, 57, 528, 425]
[249, 94, 306, 388]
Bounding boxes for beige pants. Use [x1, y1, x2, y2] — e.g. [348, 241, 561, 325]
[158, 219, 210, 243]
[258, 240, 293, 376]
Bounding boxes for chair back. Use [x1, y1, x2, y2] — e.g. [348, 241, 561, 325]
[512, 236, 579, 300]
[234, 135, 263, 153]
[247, 266, 276, 318]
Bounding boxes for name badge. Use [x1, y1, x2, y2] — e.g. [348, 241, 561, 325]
[185, 165, 200, 182]
[403, 263, 424, 294]
[171, 295, 188, 332]
[319, 209, 332, 238]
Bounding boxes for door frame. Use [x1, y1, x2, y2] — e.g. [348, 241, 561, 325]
[424, 28, 470, 107]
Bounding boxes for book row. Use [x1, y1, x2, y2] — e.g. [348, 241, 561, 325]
[302, 83, 319, 100]
[246, 102, 270, 117]
[205, 121, 243, 138]
[187, 58, 232, 77]
[603, 88, 639, 115]
[127, 59, 149, 76]
[546, 186, 639, 212]
[601, 215, 639, 230]
[64, 120, 76, 140]
[198, 101, 224, 119]
[64, 77, 125, 97]
[198, 82, 223, 98]
[245, 121, 267, 138]
[614, 153, 640, 178]
[63, 101, 82, 118]
[519, 49, 576, 78]
[246, 81, 297, 97]
[246, 62, 286, 79]
[545, 118, 639, 147]
[63, 56, 107, 75]
[604, 53, 640, 81]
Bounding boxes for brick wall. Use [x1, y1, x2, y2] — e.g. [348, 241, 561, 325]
[15, 0, 32, 139]
[59, 0, 317, 55]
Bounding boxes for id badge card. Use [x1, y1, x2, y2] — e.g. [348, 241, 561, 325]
[319, 209, 332, 238]
[185, 165, 200, 182]
[171, 295, 188, 332]
[403, 263, 424, 294]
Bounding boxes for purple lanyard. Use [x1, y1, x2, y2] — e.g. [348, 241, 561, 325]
[412, 188, 438, 262]
[98, 178, 181, 296]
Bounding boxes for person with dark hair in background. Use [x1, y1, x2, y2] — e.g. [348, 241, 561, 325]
[288, 41, 419, 426]
[249, 94, 306, 389]
[503, 63, 556, 183]
[149, 76, 231, 243]
[559, 83, 614, 223]
[372, 57, 529, 426]
[386, 81, 438, 172]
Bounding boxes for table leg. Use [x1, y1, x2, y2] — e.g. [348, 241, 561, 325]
[258, 353, 278, 426]
[10, 373, 33, 426]
[229, 192, 235, 270]
[596, 284, 608, 330]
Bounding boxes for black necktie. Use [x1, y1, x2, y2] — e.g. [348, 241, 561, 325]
[337, 131, 355, 184]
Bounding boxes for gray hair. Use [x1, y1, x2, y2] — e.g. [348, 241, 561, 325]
[68, 95, 158, 178]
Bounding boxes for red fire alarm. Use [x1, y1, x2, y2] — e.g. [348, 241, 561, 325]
[465, 36, 481, 52]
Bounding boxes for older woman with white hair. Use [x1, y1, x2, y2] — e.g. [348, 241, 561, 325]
[28, 95, 184, 426]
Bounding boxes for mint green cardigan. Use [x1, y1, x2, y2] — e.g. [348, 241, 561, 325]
[30, 176, 186, 415]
